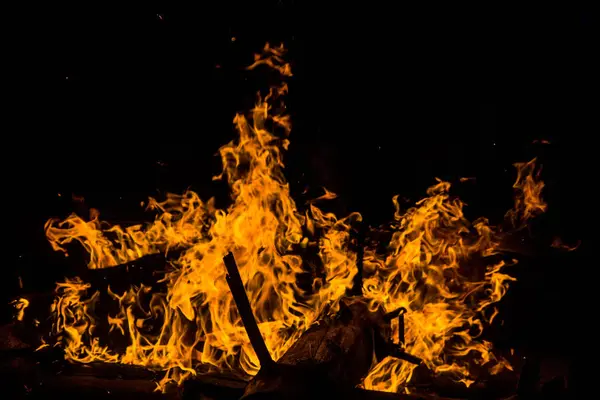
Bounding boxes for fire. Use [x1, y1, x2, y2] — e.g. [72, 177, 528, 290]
[505, 158, 546, 228]
[360, 182, 520, 392]
[45, 192, 210, 269]
[11, 298, 30, 321]
[43, 43, 545, 393]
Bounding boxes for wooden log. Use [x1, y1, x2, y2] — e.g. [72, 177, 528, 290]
[1, 354, 177, 400]
[13, 248, 183, 302]
[3, 250, 184, 351]
[1, 352, 248, 400]
[221, 240, 422, 399]
[354, 388, 455, 400]
[241, 298, 401, 399]
[223, 252, 274, 370]
[76, 248, 185, 292]
[183, 369, 247, 400]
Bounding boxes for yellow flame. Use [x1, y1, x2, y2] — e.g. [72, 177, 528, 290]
[505, 158, 547, 228]
[360, 181, 521, 391]
[45, 44, 546, 393]
[11, 298, 29, 321]
[35, 341, 50, 352]
[45, 192, 210, 269]
[46, 44, 356, 391]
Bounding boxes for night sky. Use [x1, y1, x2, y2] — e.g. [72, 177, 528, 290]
[4, 3, 594, 366]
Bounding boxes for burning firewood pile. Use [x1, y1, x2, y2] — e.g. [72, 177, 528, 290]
[2, 44, 573, 399]
[1, 250, 572, 399]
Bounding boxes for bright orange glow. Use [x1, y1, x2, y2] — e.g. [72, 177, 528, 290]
[505, 158, 547, 228]
[11, 298, 29, 321]
[44, 44, 546, 393]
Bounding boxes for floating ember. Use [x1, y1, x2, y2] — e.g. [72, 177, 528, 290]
[35, 44, 546, 396]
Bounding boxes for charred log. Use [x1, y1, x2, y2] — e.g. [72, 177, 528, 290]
[76, 248, 184, 292]
[4, 250, 184, 350]
[241, 299, 377, 399]
[223, 252, 274, 369]
[219, 252, 421, 399]
[239, 298, 420, 399]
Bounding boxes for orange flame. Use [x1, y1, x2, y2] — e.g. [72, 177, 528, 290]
[360, 181, 523, 392]
[45, 44, 545, 393]
[505, 158, 547, 228]
[11, 298, 29, 321]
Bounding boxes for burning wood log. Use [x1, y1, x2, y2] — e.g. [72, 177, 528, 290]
[72, 248, 185, 292]
[4, 249, 185, 350]
[1, 353, 174, 399]
[1, 348, 249, 400]
[221, 252, 421, 399]
[223, 252, 274, 369]
[241, 299, 422, 399]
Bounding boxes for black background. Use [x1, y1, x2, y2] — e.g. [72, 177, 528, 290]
[4, 2, 595, 366]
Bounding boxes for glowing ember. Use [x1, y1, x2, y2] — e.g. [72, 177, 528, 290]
[42, 43, 546, 393]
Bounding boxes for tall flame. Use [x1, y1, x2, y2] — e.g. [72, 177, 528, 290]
[44, 44, 545, 393]
[361, 182, 516, 392]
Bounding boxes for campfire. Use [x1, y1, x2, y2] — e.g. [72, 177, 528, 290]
[5, 44, 557, 399]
